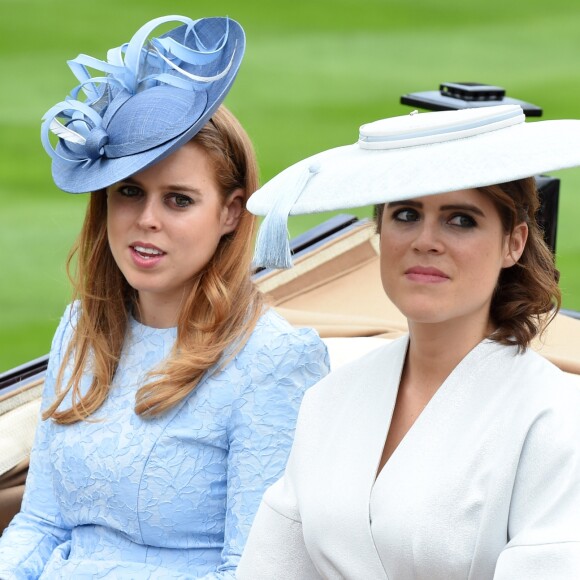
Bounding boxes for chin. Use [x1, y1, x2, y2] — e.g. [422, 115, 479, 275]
[123, 277, 161, 296]
[406, 314, 449, 325]
[393, 299, 447, 323]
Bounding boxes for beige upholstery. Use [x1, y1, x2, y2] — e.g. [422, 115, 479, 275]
[0, 460, 28, 532]
[0, 379, 42, 476]
[0, 379, 42, 531]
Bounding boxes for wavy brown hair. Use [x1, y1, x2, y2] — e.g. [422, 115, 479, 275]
[375, 177, 561, 350]
[482, 178, 560, 350]
[44, 106, 264, 424]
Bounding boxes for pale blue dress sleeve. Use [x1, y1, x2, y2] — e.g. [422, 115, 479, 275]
[0, 305, 75, 579]
[0, 306, 330, 579]
[199, 322, 330, 579]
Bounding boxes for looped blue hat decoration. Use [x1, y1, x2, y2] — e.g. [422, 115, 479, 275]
[41, 15, 245, 193]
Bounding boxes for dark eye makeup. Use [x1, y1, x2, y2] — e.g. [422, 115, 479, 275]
[118, 184, 142, 197]
[448, 214, 477, 228]
[168, 193, 194, 208]
[390, 208, 478, 229]
[393, 208, 420, 222]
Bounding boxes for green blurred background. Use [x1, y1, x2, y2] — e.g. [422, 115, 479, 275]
[1, 0, 579, 372]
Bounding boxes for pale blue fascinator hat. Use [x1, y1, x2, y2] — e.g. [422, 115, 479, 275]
[249, 105, 580, 269]
[41, 15, 245, 193]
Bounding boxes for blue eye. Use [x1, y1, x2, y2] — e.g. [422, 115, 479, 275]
[394, 208, 420, 222]
[448, 214, 477, 228]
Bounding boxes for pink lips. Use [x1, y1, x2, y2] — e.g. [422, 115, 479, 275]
[129, 242, 166, 269]
[405, 266, 449, 283]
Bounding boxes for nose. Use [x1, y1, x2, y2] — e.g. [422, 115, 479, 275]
[137, 197, 162, 231]
[411, 219, 444, 254]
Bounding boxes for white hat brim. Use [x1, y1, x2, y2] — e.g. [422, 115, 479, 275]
[248, 118, 580, 216]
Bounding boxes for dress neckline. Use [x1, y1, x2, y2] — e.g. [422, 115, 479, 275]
[128, 314, 178, 339]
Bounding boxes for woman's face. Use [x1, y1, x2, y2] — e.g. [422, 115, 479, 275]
[107, 141, 242, 326]
[379, 188, 527, 332]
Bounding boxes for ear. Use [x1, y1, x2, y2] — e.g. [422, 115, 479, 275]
[502, 222, 528, 268]
[220, 188, 244, 235]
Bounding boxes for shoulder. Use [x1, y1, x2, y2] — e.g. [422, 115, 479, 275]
[41, 302, 81, 403]
[222, 310, 330, 426]
[295, 335, 407, 428]
[49, 302, 80, 359]
[304, 335, 406, 400]
[472, 342, 580, 445]
[241, 307, 329, 358]
[223, 308, 330, 394]
[495, 343, 580, 410]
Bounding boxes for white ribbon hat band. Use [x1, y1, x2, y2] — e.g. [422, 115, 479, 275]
[358, 105, 525, 150]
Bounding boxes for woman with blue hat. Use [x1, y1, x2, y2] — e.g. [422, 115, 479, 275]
[0, 15, 329, 578]
[238, 105, 580, 578]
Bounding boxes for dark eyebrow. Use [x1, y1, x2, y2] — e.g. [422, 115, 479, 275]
[387, 200, 422, 208]
[120, 177, 203, 196]
[439, 204, 485, 217]
[387, 199, 485, 217]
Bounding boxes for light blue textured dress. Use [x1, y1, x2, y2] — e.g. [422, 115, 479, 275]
[0, 304, 329, 579]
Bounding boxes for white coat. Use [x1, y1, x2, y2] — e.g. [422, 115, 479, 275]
[238, 336, 580, 579]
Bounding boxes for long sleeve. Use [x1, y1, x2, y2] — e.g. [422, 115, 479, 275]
[237, 358, 335, 580]
[0, 306, 74, 579]
[242, 340, 580, 580]
[493, 374, 580, 579]
[0, 308, 329, 578]
[236, 474, 321, 579]
[200, 326, 329, 579]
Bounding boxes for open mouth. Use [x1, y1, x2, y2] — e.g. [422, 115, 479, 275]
[131, 245, 166, 259]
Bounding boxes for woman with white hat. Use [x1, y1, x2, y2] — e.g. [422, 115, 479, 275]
[238, 105, 580, 579]
[0, 16, 329, 578]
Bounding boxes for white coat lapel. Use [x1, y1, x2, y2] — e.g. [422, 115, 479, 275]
[298, 336, 408, 579]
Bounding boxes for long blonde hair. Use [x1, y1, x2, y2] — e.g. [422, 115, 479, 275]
[44, 106, 264, 424]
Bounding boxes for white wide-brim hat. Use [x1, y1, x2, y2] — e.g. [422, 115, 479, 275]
[249, 105, 580, 269]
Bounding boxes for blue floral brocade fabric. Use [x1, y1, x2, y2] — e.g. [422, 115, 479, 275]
[0, 305, 329, 579]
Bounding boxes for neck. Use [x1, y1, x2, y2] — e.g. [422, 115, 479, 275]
[405, 316, 492, 394]
[135, 293, 183, 328]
